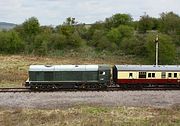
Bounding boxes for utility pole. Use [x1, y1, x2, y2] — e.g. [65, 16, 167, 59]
[155, 35, 159, 66]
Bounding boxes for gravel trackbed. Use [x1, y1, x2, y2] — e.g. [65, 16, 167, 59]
[0, 91, 180, 109]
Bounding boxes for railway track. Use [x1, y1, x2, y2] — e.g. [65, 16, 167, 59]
[0, 88, 31, 92]
[0, 87, 179, 93]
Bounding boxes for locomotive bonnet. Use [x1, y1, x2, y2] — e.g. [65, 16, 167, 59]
[26, 64, 111, 89]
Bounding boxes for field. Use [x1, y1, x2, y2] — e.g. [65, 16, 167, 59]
[0, 54, 180, 126]
[0, 106, 180, 126]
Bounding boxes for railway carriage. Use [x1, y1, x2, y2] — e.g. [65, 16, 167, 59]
[26, 65, 111, 89]
[113, 65, 180, 88]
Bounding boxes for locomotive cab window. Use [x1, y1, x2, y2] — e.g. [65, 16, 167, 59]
[174, 73, 177, 78]
[139, 72, 146, 78]
[100, 71, 105, 75]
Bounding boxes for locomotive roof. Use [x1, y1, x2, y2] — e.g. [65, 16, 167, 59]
[29, 65, 99, 71]
[115, 65, 180, 71]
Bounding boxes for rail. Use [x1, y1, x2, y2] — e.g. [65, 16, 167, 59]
[0, 87, 179, 93]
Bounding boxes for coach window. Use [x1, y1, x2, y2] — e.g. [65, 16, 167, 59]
[152, 73, 155, 78]
[148, 73, 151, 78]
[161, 72, 166, 78]
[168, 73, 172, 78]
[139, 72, 146, 78]
[129, 73, 133, 78]
[174, 73, 177, 78]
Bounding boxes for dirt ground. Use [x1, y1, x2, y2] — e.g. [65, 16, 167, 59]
[0, 90, 179, 109]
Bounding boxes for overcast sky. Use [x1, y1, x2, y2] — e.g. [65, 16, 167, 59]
[0, 0, 179, 26]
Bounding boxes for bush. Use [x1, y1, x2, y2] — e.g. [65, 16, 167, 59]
[0, 31, 24, 54]
[49, 33, 66, 50]
[32, 33, 50, 55]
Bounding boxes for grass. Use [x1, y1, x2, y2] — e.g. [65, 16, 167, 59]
[0, 54, 180, 125]
[0, 54, 140, 87]
[0, 105, 180, 126]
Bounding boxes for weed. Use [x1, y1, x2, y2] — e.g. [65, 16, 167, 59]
[0, 106, 179, 126]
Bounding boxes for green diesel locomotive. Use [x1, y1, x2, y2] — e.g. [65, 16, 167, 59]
[26, 65, 111, 89]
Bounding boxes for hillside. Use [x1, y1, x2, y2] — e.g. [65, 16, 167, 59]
[0, 12, 179, 65]
[0, 22, 16, 30]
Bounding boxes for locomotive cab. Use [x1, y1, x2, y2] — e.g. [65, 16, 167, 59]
[98, 65, 111, 86]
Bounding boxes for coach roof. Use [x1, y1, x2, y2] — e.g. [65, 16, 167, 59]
[115, 65, 180, 71]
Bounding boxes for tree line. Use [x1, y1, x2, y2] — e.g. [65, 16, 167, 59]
[0, 12, 179, 64]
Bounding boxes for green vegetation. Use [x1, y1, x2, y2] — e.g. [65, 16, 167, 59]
[0, 12, 180, 64]
[0, 105, 180, 126]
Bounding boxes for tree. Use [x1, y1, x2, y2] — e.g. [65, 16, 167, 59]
[120, 36, 147, 56]
[90, 29, 106, 47]
[33, 32, 50, 55]
[107, 25, 134, 46]
[66, 32, 84, 48]
[63, 17, 77, 25]
[105, 13, 132, 29]
[49, 33, 66, 50]
[89, 29, 116, 51]
[96, 36, 116, 51]
[151, 18, 159, 30]
[86, 21, 105, 40]
[22, 17, 40, 37]
[106, 28, 120, 44]
[59, 25, 75, 36]
[138, 14, 154, 33]
[74, 24, 89, 40]
[56, 17, 85, 49]
[159, 12, 180, 35]
[0, 31, 24, 54]
[57, 17, 79, 37]
[40, 26, 54, 34]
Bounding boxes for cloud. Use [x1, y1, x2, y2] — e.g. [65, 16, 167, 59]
[0, 0, 179, 25]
